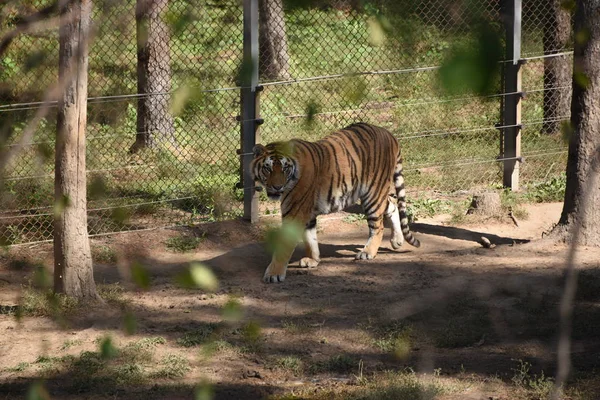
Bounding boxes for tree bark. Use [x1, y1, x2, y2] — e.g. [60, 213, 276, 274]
[131, 0, 175, 153]
[552, 0, 600, 246]
[542, 0, 573, 134]
[259, 0, 291, 80]
[54, 0, 98, 298]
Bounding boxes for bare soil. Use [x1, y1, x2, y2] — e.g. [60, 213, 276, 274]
[1, 202, 600, 400]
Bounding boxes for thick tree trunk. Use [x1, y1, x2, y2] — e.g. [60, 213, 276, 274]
[542, 0, 573, 134]
[131, 0, 175, 153]
[259, 0, 291, 80]
[54, 0, 98, 298]
[552, 0, 600, 246]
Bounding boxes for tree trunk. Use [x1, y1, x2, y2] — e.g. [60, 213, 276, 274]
[54, 0, 98, 299]
[542, 0, 573, 134]
[552, 0, 600, 246]
[131, 0, 175, 153]
[259, 0, 291, 80]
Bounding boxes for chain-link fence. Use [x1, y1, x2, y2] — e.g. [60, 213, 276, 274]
[0, 0, 571, 244]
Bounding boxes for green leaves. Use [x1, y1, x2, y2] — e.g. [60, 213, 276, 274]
[438, 23, 503, 97]
[99, 335, 118, 359]
[130, 262, 151, 290]
[175, 262, 219, 292]
[265, 220, 303, 262]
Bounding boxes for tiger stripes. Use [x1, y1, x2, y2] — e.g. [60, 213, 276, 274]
[251, 122, 420, 283]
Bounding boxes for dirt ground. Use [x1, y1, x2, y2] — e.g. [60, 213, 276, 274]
[1, 202, 600, 400]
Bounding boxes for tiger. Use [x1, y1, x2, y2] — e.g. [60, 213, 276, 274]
[251, 122, 420, 283]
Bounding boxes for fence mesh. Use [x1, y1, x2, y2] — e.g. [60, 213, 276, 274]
[0, 0, 571, 244]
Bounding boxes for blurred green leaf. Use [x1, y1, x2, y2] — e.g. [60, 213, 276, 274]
[26, 381, 50, 400]
[36, 142, 53, 162]
[393, 337, 411, 360]
[237, 57, 257, 86]
[130, 262, 151, 290]
[110, 207, 131, 224]
[265, 220, 303, 262]
[222, 296, 243, 322]
[439, 23, 502, 97]
[175, 263, 218, 292]
[33, 266, 51, 289]
[99, 336, 118, 359]
[53, 195, 71, 218]
[195, 381, 214, 400]
[170, 84, 203, 117]
[123, 311, 137, 335]
[243, 320, 261, 343]
[304, 100, 320, 130]
[561, 0, 576, 12]
[575, 27, 591, 46]
[574, 70, 590, 89]
[24, 50, 46, 72]
[367, 16, 389, 46]
[89, 175, 108, 200]
[165, 8, 197, 37]
[342, 76, 368, 105]
[561, 121, 574, 143]
[189, 263, 218, 291]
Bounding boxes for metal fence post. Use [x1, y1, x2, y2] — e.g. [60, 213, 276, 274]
[240, 0, 261, 223]
[502, 0, 523, 190]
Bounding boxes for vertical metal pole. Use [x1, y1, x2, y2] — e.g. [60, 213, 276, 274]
[241, 0, 260, 222]
[502, 0, 523, 191]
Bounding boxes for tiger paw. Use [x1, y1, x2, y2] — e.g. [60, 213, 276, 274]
[355, 251, 375, 260]
[263, 263, 287, 283]
[390, 236, 404, 250]
[299, 257, 319, 268]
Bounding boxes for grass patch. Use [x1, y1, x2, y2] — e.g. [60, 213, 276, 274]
[59, 336, 184, 390]
[165, 234, 203, 252]
[19, 287, 79, 318]
[525, 174, 566, 203]
[343, 213, 367, 224]
[61, 339, 83, 351]
[310, 354, 357, 374]
[98, 283, 129, 308]
[150, 354, 191, 379]
[372, 322, 413, 358]
[91, 245, 118, 263]
[177, 324, 218, 347]
[5, 362, 31, 373]
[276, 356, 304, 375]
[406, 198, 452, 223]
[500, 189, 529, 220]
[271, 369, 456, 400]
[281, 319, 311, 335]
[511, 359, 554, 400]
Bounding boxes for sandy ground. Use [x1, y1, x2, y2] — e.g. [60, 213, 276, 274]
[1, 201, 600, 399]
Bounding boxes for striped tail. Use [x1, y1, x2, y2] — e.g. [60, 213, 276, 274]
[393, 153, 420, 248]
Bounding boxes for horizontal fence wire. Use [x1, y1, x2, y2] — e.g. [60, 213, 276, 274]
[0, 0, 571, 245]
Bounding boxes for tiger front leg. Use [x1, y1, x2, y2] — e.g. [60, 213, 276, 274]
[299, 218, 320, 268]
[263, 216, 308, 283]
[355, 215, 385, 260]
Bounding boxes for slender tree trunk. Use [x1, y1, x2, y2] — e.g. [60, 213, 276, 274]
[542, 0, 573, 134]
[552, 0, 600, 246]
[259, 0, 291, 80]
[131, 0, 175, 153]
[54, 0, 98, 298]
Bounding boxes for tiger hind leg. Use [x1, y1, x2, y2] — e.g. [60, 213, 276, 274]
[356, 198, 387, 260]
[385, 197, 404, 249]
[299, 218, 320, 268]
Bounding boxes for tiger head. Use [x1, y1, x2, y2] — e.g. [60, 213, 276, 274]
[251, 142, 299, 200]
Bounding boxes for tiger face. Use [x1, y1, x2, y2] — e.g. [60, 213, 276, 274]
[251, 143, 299, 201]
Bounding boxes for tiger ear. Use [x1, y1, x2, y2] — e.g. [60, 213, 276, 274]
[253, 144, 267, 158]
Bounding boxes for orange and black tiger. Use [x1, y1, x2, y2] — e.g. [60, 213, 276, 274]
[251, 122, 420, 283]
